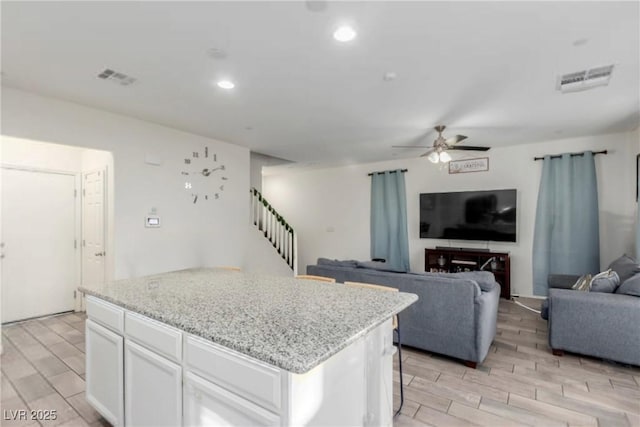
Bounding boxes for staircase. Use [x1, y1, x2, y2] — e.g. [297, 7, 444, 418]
[250, 188, 297, 275]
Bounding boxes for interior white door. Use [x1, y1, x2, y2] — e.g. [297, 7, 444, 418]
[1, 167, 77, 323]
[82, 170, 105, 287]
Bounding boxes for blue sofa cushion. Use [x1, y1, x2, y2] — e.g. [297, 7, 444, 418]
[616, 273, 640, 297]
[548, 274, 580, 289]
[356, 260, 407, 273]
[608, 254, 640, 284]
[410, 271, 498, 292]
[446, 272, 498, 292]
[590, 271, 620, 293]
[317, 258, 359, 268]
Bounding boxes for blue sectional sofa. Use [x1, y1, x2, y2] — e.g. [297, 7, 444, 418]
[544, 254, 640, 366]
[548, 288, 640, 366]
[306, 259, 501, 367]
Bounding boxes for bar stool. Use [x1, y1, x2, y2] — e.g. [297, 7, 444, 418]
[295, 275, 336, 283]
[344, 281, 404, 417]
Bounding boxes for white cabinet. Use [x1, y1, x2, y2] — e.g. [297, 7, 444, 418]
[85, 296, 395, 427]
[183, 372, 280, 427]
[86, 319, 124, 426]
[124, 340, 182, 427]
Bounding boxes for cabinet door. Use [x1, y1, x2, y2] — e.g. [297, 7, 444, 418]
[125, 340, 182, 427]
[183, 372, 280, 427]
[86, 319, 124, 426]
[364, 320, 393, 426]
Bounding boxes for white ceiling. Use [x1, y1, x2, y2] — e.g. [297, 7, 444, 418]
[2, 1, 638, 166]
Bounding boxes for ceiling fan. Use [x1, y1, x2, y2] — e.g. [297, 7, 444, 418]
[393, 125, 490, 163]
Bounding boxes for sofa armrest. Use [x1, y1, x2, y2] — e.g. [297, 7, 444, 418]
[474, 284, 501, 363]
[548, 274, 579, 289]
[548, 289, 640, 365]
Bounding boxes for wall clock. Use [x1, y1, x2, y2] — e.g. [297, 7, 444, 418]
[181, 146, 229, 203]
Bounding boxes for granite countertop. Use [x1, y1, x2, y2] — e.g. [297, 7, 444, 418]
[80, 268, 418, 374]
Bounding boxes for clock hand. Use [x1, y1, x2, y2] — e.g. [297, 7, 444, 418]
[201, 165, 225, 176]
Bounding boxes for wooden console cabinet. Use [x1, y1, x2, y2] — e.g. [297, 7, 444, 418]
[425, 248, 511, 299]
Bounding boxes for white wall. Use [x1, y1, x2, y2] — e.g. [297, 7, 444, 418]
[264, 130, 637, 297]
[1, 136, 85, 171]
[2, 87, 250, 280]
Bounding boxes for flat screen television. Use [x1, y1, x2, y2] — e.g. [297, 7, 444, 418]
[420, 189, 517, 242]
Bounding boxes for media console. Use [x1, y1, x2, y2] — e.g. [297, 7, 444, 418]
[425, 248, 511, 299]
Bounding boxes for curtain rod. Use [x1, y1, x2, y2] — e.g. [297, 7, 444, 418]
[533, 150, 607, 161]
[367, 169, 408, 176]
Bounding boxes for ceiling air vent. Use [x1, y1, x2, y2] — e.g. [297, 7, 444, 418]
[97, 68, 136, 86]
[556, 65, 614, 93]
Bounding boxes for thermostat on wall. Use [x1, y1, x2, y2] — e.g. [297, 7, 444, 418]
[145, 215, 161, 228]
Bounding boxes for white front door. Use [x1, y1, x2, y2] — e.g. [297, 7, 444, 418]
[82, 170, 106, 288]
[1, 167, 78, 323]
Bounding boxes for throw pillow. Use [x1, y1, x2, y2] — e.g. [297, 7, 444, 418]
[589, 270, 620, 293]
[608, 254, 640, 284]
[616, 273, 640, 297]
[571, 274, 591, 291]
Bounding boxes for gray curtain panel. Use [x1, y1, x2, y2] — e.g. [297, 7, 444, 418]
[532, 151, 600, 296]
[370, 170, 410, 272]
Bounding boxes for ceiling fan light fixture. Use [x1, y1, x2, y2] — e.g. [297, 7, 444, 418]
[427, 152, 440, 163]
[439, 151, 452, 163]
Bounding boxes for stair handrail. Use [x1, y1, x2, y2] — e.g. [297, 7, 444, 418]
[250, 188, 297, 274]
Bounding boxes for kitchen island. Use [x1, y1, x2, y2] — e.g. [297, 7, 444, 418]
[80, 268, 417, 426]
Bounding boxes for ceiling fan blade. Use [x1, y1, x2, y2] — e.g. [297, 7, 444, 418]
[445, 135, 468, 145]
[419, 148, 437, 157]
[391, 145, 433, 149]
[448, 145, 491, 151]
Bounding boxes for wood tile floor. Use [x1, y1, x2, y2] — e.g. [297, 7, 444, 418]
[1, 298, 639, 426]
[393, 298, 640, 427]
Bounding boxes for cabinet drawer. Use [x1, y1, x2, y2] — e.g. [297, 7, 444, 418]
[125, 312, 182, 363]
[86, 296, 124, 334]
[185, 336, 281, 413]
[184, 372, 280, 426]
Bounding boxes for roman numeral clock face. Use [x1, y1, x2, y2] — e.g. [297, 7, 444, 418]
[181, 147, 229, 204]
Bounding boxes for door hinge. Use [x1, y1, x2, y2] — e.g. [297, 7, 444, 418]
[74, 189, 77, 198]
[74, 239, 77, 249]
[74, 290, 77, 299]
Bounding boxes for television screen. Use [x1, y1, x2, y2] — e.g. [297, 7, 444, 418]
[420, 189, 517, 242]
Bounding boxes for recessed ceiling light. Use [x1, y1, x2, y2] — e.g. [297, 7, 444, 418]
[217, 80, 235, 89]
[333, 25, 357, 42]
